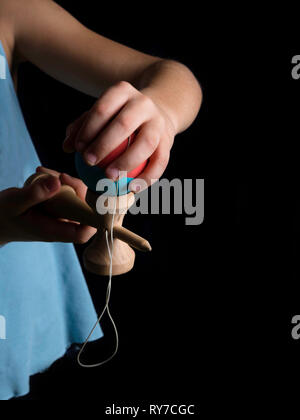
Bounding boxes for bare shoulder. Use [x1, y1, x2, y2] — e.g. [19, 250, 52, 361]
[0, 0, 52, 33]
[0, 0, 16, 66]
[0, 0, 51, 67]
[0, 0, 50, 14]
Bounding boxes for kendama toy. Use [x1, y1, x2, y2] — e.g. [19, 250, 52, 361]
[24, 133, 151, 276]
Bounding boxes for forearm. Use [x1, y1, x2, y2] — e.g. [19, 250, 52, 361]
[136, 60, 203, 134]
[2, 0, 203, 127]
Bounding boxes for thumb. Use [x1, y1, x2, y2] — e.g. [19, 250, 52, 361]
[17, 174, 61, 214]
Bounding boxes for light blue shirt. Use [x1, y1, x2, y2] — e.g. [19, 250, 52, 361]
[0, 41, 102, 400]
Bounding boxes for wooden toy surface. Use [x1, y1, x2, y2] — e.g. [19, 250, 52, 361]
[24, 172, 151, 276]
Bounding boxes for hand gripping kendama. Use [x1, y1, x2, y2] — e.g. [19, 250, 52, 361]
[25, 133, 151, 276]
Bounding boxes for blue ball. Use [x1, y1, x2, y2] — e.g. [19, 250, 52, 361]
[75, 152, 133, 196]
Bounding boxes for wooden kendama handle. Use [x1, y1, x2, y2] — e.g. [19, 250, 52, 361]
[113, 225, 151, 252]
[26, 173, 151, 252]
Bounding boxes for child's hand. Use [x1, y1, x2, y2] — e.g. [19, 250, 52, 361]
[0, 167, 96, 245]
[62, 81, 176, 192]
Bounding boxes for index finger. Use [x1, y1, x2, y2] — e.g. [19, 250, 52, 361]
[73, 81, 133, 153]
[36, 166, 60, 177]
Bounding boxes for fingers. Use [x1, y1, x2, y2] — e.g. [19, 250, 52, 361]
[16, 175, 61, 215]
[72, 224, 97, 244]
[129, 143, 170, 192]
[32, 170, 93, 239]
[105, 122, 160, 180]
[51, 222, 96, 244]
[62, 111, 89, 153]
[26, 210, 96, 243]
[59, 173, 87, 201]
[83, 96, 155, 167]
[36, 166, 60, 177]
[60, 82, 174, 191]
[37, 167, 88, 201]
[72, 81, 134, 158]
[0, 169, 96, 244]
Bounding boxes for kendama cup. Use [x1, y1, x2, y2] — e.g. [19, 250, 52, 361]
[74, 132, 149, 275]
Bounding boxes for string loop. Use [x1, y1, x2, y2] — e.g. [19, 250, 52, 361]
[77, 192, 118, 368]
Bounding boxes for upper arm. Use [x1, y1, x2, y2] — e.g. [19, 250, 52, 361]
[0, 0, 17, 67]
[0, 0, 159, 96]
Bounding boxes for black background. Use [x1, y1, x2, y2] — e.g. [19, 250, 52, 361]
[15, 0, 214, 405]
[15, 2, 295, 408]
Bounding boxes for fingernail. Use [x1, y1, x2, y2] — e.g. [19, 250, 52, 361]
[84, 152, 97, 166]
[44, 177, 58, 192]
[130, 183, 141, 193]
[106, 167, 119, 181]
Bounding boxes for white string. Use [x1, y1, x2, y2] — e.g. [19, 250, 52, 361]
[77, 190, 118, 368]
[77, 136, 131, 368]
